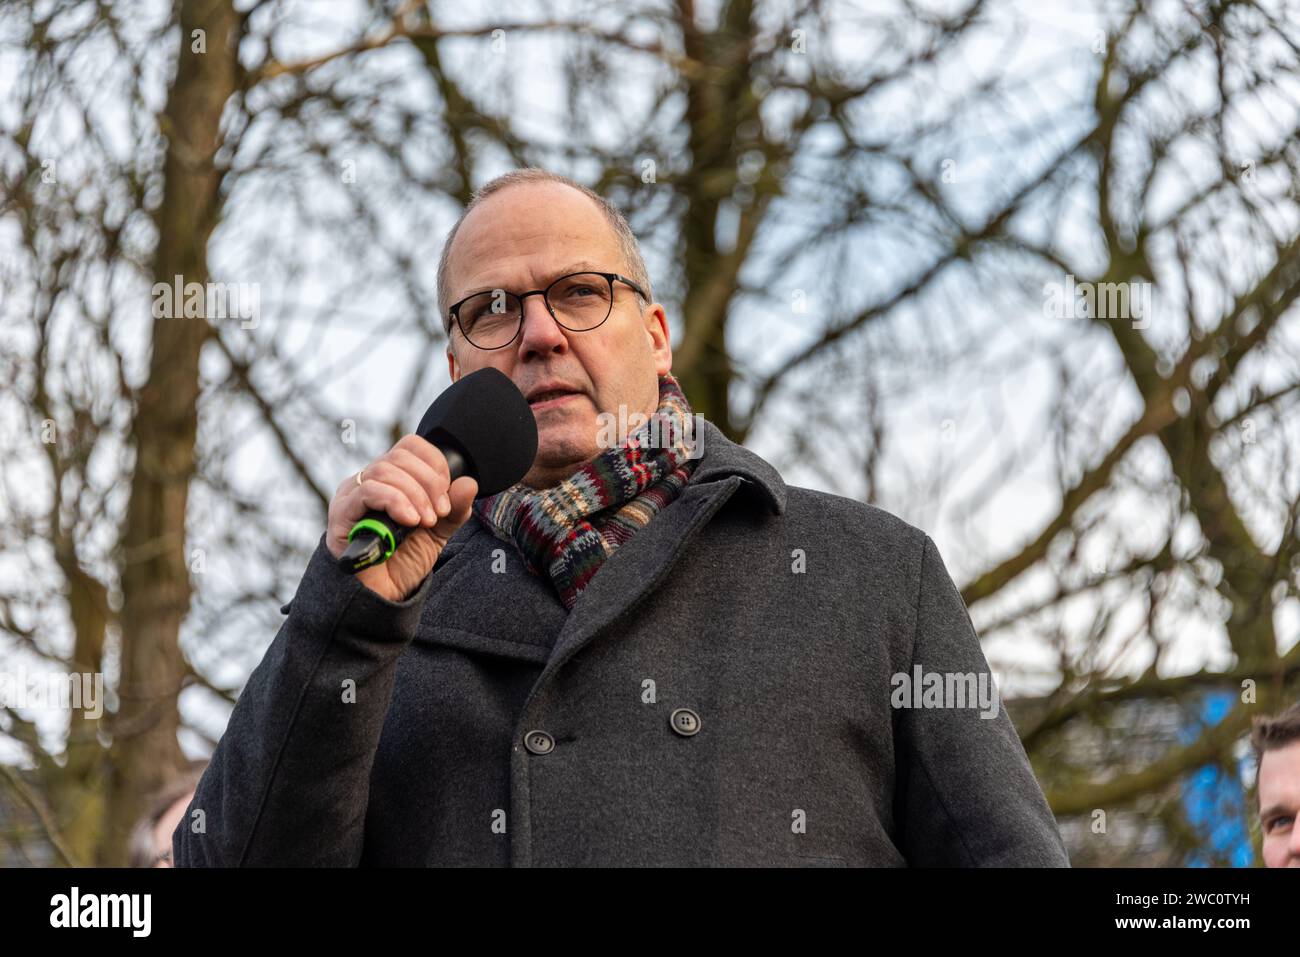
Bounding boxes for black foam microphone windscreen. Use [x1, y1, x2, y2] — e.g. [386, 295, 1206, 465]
[413, 366, 538, 497]
[338, 367, 538, 572]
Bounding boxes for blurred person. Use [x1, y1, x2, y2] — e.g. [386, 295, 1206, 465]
[130, 761, 207, 867]
[175, 169, 1068, 867]
[1253, 701, 1300, 868]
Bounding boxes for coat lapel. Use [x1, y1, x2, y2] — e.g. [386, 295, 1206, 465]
[412, 524, 566, 664]
[537, 417, 787, 674]
[411, 417, 787, 670]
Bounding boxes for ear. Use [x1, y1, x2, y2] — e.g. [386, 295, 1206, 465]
[643, 302, 672, 377]
[446, 345, 458, 381]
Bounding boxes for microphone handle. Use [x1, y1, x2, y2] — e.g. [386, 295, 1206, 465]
[337, 446, 467, 574]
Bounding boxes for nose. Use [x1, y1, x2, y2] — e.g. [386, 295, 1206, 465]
[516, 291, 568, 359]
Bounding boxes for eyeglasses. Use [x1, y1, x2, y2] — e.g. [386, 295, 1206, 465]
[448, 271, 648, 350]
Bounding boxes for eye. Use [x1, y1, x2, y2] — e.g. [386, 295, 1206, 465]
[461, 298, 493, 323]
[557, 283, 596, 299]
[1265, 815, 1293, 833]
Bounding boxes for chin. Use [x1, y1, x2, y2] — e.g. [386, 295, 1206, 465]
[526, 442, 599, 487]
[537, 423, 596, 459]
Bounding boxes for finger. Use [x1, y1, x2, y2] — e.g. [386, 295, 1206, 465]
[328, 482, 422, 555]
[392, 434, 451, 486]
[335, 466, 371, 500]
[361, 460, 438, 525]
[388, 447, 451, 517]
[354, 476, 425, 528]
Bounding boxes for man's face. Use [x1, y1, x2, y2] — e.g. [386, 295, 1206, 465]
[152, 790, 193, 868]
[1259, 740, 1300, 867]
[444, 182, 672, 489]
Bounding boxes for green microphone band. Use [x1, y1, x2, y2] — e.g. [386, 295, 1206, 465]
[347, 517, 396, 562]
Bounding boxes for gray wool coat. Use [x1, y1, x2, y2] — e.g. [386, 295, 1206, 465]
[174, 417, 1069, 867]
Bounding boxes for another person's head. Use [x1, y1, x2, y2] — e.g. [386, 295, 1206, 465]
[438, 169, 672, 489]
[128, 761, 208, 867]
[1252, 702, 1300, 867]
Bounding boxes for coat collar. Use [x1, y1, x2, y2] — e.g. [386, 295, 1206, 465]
[686, 415, 787, 514]
[443, 413, 786, 550]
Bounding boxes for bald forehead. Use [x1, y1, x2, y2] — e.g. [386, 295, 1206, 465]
[445, 182, 624, 301]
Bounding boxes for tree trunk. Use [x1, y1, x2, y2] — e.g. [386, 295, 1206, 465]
[101, 0, 241, 866]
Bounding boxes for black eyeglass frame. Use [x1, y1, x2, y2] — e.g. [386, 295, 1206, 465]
[447, 271, 649, 350]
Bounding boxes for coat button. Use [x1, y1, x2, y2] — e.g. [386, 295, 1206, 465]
[523, 730, 555, 754]
[669, 708, 701, 736]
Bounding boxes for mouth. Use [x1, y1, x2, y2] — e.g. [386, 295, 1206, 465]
[528, 390, 583, 412]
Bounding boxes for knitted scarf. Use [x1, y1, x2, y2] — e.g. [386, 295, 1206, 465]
[472, 372, 700, 611]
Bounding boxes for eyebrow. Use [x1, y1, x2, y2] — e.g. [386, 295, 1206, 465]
[458, 261, 607, 300]
[1259, 803, 1291, 821]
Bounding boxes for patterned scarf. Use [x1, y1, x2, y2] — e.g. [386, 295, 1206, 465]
[472, 372, 700, 610]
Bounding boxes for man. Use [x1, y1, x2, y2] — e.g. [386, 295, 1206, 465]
[1253, 701, 1300, 867]
[129, 761, 206, 867]
[174, 168, 1069, 867]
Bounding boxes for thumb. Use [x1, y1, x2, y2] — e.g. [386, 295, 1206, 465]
[444, 475, 479, 528]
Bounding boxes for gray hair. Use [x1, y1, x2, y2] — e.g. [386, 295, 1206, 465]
[436, 168, 653, 339]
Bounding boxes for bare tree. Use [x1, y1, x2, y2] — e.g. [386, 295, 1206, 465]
[2, 0, 1297, 866]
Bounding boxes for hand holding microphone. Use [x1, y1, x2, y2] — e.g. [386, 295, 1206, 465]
[324, 368, 538, 603]
[326, 438, 479, 603]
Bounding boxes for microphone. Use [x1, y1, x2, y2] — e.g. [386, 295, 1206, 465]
[337, 367, 538, 573]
